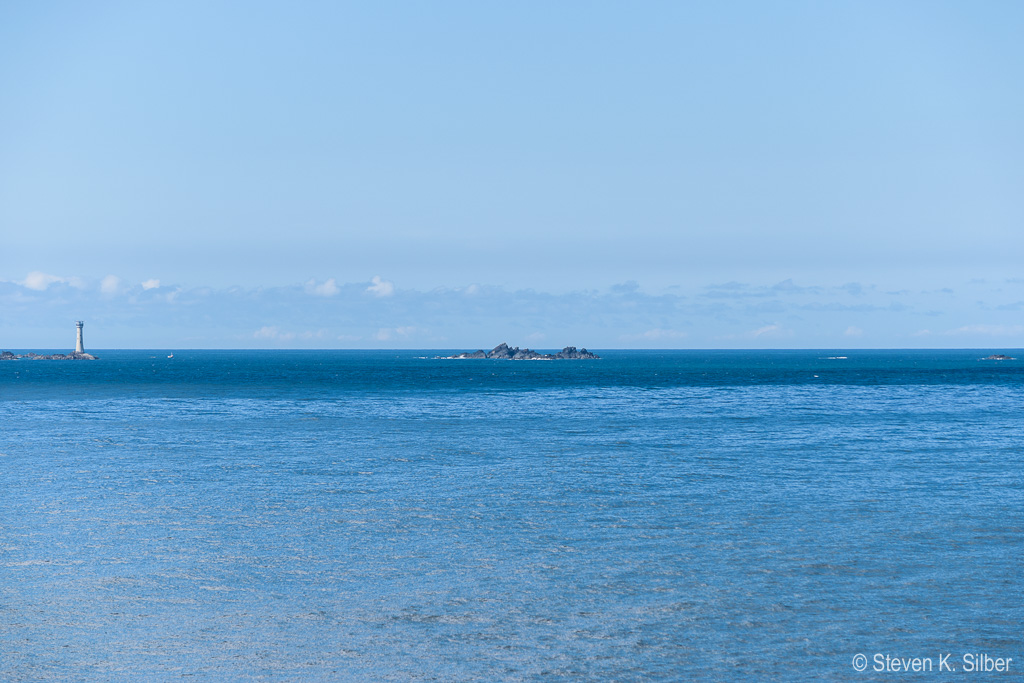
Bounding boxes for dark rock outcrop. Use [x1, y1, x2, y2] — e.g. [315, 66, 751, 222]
[984, 354, 1015, 360]
[1, 351, 98, 360]
[446, 343, 599, 360]
[552, 346, 598, 359]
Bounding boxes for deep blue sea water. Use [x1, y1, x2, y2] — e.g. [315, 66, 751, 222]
[1, 350, 1022, 681]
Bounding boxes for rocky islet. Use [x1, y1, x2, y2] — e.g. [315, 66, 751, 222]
[1, 351, 98, 360]
[445, 343, 599, 360]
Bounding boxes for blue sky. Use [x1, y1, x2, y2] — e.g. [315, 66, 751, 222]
[2, 1, 1022, 348]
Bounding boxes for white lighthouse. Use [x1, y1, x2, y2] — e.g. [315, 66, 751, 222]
[75, 321, 85, 354]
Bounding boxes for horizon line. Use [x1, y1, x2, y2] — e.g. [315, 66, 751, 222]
[3, 347, 1022, 352]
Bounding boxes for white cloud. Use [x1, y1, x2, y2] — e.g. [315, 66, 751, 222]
[21, 271, 65, 291]
[100, 275, 121, 295]
[944, 324, 1024, 337]
[254, 326, 295, 340]
[17, 275, 1020, 349]
[305, 278, 340, 297]
[752, 323, 784, 337]
[611, 280, 640, 294]
[838, 282, 868, 296]
[646, 328, 687, 339]
[771, 279, 818, 294]
[141, 279, 161, 290]
[366, 275, 394, 297]
[374, 326, 415, 341]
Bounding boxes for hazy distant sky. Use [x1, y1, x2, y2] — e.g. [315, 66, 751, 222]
[2, 1, 1023, 348]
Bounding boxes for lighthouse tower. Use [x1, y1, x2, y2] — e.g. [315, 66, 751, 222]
[75, 321, 85, 354]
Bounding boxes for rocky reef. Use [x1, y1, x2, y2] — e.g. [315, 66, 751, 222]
[983, 354, 1015, 360]
[445, 343, 599, 360]
[1, 351, 98, 360]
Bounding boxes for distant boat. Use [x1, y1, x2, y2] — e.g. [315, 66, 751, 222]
[167, 354, 174, 359]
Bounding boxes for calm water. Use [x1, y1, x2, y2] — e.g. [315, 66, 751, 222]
[1, 350, 1022, 680]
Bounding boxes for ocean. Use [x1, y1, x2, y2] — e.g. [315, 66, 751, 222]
[1, 350, 1021, 680]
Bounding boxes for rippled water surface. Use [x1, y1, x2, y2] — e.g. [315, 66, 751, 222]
[1, 350, 1022, 680]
